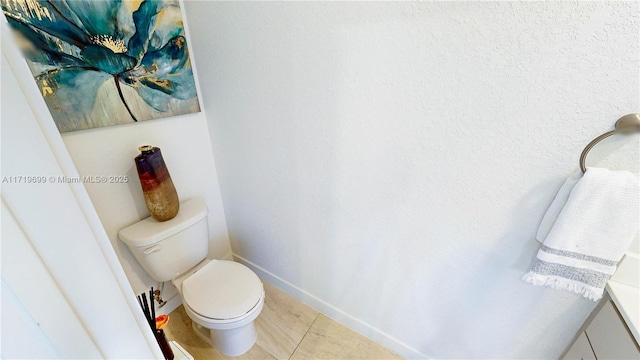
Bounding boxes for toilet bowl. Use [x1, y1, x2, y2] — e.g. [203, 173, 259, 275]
[118, 198, 265, 356]
[172, 259, 265, 356]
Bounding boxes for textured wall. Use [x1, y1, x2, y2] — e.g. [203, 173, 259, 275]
[186, 2, 639, 358]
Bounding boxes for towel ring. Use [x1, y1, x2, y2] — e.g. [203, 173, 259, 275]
[579, 113, 640, 173]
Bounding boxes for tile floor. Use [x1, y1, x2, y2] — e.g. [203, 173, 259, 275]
[164, 281, 402, 360]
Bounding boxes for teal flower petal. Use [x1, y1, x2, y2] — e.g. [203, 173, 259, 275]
[146, 3, 183, 52]
[43, 0, 90, 34]
[127, 35, 189, 78]
[35, 68, 111, 132]
[63, 0, 124, 39]
[127, 0, 159, 60]
[81, 44, 137, 75]
[121, 35, 196, 110]
[138, 68, 196, 100]
[124, 66, 196, 112]
[125, 79, 173, 112]
[47, 0, 136, 43]
[128, 1, 184, 59]
[1, 0, 90, 47]
[5, 15, 85, 68]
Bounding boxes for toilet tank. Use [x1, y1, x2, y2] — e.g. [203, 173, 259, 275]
[119, 198, 209, 282]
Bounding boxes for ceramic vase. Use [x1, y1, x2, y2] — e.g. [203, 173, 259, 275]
[135, 146, 179, 222]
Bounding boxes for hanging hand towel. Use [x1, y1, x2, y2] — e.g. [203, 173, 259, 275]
[536, 171, 582, 243]
[524, 167, 640, 301]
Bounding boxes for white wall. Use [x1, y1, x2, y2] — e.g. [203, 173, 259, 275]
[186, 2, 639, 358]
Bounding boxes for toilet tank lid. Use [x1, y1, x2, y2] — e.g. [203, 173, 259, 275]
[119, 198, 208, 247]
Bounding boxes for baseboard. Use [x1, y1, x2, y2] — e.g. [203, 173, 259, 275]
[156, 292, 182, 316]
[233, 254, 426, 359]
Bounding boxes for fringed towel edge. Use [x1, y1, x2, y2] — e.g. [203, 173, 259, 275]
[522, 272, 603, 301]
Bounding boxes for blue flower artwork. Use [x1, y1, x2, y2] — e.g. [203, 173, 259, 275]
[2, 0, 200, 132]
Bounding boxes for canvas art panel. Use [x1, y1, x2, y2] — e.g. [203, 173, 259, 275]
[2, 0, 200, 132]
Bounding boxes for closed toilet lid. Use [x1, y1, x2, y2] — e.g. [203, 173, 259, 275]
[182, 260, 263, 320]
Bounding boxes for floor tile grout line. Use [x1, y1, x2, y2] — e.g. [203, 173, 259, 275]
[256, 343, 279, 360]
[287, 313, 321, 360]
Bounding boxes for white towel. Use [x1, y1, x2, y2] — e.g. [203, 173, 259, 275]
[536, 171, 583, 243]
[524, 167, 640, 301]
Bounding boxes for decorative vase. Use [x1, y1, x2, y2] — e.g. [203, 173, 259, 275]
[135, 145, 179, 222]
[154, 329, 174, 360]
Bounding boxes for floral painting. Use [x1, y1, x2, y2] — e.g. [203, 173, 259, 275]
[2, 0, 200, 132]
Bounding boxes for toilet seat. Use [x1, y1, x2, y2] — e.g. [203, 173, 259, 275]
[182, 260, 263, 321]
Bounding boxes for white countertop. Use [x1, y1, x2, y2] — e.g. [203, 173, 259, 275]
[606, 281, 639, 344]
[607, 251, 640, 344]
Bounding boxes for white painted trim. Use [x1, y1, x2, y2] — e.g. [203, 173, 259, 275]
[157, 293, 183, 316]
[177, 0, 206, 113]
[1, 201, 101, 359]
[232, 254, 427, 359]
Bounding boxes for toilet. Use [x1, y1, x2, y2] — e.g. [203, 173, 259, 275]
[119, 198, 264, 357]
